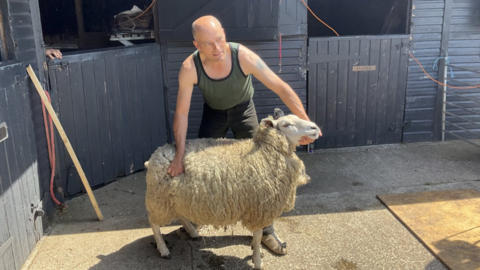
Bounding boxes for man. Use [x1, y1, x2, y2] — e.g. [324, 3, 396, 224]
[167, 15, 322, 255]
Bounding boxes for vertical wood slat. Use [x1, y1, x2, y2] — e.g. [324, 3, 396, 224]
[105, 54, 125, 179]
[82, 60, 103, 187]
[146, 56, 161, 153]
[355, 39, 371, 146]
[117, 54, 134, 175]
[375, 39, 392, 145]
[136, 57, 151, 161]
[126, 55, 143, 172]
[336, 40, 349, 147]
[69, 62, 93, 192]
[315, 40, 328, 149]
[345, 39, 360, 147]
[395, 38, 410, 143]
[326, 40, 338, 148]
[384, 39, 402, 144]
[365, 39, 381, 145]
[93, 58, 115, 183]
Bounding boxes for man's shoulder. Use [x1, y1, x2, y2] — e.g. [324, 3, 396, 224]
[179, 54, 197, 82]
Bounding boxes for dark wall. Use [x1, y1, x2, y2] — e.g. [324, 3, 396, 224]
[39, 0, 152, 36]
[308, 0, 410, 37]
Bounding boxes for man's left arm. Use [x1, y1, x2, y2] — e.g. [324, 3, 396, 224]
[239, 46, 322, 143]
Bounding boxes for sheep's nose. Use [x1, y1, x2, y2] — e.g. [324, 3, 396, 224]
[311, 126, 319, 130]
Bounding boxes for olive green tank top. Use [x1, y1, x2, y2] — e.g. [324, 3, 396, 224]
[193, 42, 254, 110]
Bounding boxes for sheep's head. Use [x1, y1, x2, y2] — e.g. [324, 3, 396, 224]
[260, 108, 320, 146]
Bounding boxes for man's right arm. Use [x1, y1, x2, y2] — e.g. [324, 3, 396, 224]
[167, 56, 196, 177]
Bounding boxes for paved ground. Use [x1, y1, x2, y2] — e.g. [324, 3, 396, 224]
[22, 140, 480, 270]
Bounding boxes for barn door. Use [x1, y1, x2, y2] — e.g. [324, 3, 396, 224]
[0, 62, 43, 270]
[308, 35, 410, 148]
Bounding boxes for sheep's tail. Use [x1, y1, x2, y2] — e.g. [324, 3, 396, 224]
[144, 161, 150, 169]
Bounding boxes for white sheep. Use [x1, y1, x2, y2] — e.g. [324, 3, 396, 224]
[144, 108, 320, 269]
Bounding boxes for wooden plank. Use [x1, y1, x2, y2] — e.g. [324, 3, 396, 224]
[16, 78, 43, 240]
[136, 56, 152, 162]
[0, 88, 22, 270]
[307, 41, 317, 135]
[315, 40, 329, 149]
[81, 60, 103, 187]
[105, 54, 125, 179]
[93, 58, 115, 183]
[145, 56, 162, 152]
[345, 39, 360, 147]
[334, 40, 348, 147]
[151, 50, 167, 149]
[69, 62, 93, 194]
[374, 39, 391, 145]
[384, 39, 402, 144]
[355, 39, 371, 146]
[325, 40, 338, 148]
[396, 38, 410, 143]
[365, 39, 381, 146]
[433, 0, 453, 141]
[116, 55, 134, 175]
[2, 85, 30, 263]
[10, 82, 36, 252]
[126, 56, 143, 172]
[378, 189, 480, 270]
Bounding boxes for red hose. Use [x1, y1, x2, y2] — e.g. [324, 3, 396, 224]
[41, 91, 66, 208]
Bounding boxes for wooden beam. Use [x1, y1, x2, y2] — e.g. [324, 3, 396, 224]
[433, 0, 453, 141]
[74, 0, 85, 48]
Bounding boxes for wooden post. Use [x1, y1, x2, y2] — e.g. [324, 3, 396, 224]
[26, 65, 104, 221]
[74, 0, 85, 48]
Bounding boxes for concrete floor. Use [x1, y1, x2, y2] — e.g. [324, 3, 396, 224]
[22, 140, 480, 270]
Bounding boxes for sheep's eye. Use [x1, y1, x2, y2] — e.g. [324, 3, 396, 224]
[281, 123, 291, 128]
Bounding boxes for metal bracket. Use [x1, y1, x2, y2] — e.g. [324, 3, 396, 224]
[0, 122, 8, 143]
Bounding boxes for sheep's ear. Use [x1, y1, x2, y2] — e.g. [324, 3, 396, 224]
[260, 118, 277, 128]
[274, 108, 284, 119]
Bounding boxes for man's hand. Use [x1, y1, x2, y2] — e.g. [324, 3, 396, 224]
[167, 154, 185, 177]
[45, 49, 62, 60]
[298, 130, 323, 145]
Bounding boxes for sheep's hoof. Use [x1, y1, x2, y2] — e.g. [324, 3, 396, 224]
[161, 254, 171, 259]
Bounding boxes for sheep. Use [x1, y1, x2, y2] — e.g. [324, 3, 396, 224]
[144, 108, 320, 269]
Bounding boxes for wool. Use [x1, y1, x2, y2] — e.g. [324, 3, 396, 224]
[145, 123, 309, 232]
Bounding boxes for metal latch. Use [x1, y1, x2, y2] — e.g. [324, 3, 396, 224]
[0, 122, 8, 143]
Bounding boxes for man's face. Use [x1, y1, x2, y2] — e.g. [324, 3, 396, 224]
[193, 26, 227, 62]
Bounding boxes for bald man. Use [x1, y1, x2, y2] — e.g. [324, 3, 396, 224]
[167, 15, 322, 255]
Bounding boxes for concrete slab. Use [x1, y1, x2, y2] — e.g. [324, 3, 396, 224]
[22, 140, 480, 270]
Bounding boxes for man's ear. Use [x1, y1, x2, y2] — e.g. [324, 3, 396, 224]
[260, 118, 276, 128]
[193, 40, 199, 50]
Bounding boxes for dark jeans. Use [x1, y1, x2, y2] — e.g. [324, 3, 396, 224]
[198, 99, 275, 236]
[198, 99, 259, 139]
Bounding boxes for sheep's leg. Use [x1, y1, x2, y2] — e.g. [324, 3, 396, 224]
[251, 229, 263, 269]
[179, 217, 199, 239]
[150, 221, 171, 259]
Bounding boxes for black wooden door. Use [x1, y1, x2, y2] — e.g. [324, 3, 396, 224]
[308, 35, 410, 148]
[0, 62, 43, 270]
[47, 44, 168, 196]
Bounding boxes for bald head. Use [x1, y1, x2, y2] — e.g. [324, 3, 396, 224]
[192, 16, 223, 40]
